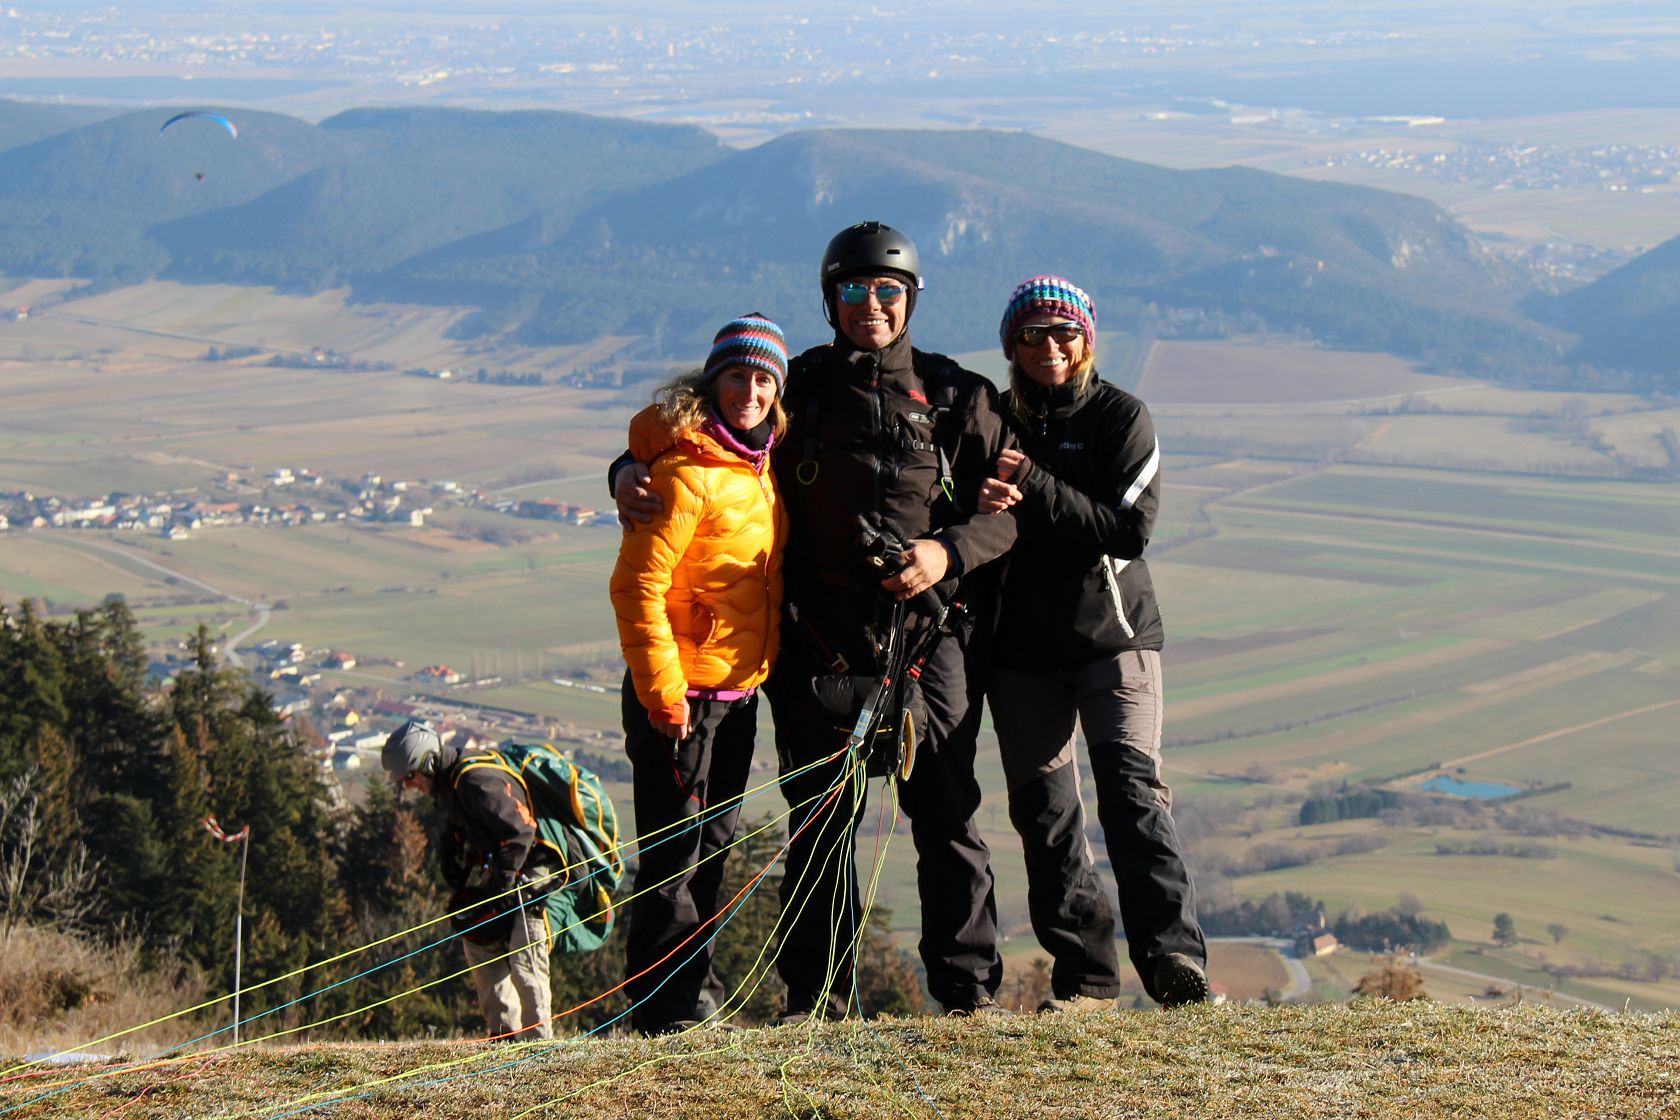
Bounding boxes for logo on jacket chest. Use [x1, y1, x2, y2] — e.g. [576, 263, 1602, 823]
[1059, 441, 1085, 451]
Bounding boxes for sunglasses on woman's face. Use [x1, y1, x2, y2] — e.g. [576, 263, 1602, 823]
[837, 281, 908, 305]
[1013, 322, 1085, 347]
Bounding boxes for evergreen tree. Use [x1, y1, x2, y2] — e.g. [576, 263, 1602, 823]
[334, 774, 472, 1038]
[56, 599, 159, 793]
[0, 600, 71, 784]
[83, 791, 171, 928]
[166, 636, 354, 1024]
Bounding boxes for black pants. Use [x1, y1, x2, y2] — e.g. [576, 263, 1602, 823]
[990, 653, 1205, 1003]
[767, 629, 1001, 1016]
[621, 675, 757, 1033]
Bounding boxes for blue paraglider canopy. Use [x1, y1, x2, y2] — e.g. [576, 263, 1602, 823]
[158, 111, 238, 139]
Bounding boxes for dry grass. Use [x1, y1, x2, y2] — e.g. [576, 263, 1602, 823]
[2, 1004, 1674, 1119]
[0, 926, 208, 1059]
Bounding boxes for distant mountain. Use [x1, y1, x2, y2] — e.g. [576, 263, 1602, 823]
[0, 107, 1557, 375]
[1530, 235, 1680, 384]
[0, 99, 119, 154]
[154, 108, 727, 289]
[0, 108, 338, 283]
[379, 128, 1553, 372]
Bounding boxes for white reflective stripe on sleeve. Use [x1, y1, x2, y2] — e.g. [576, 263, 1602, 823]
[1118, 438, 1161, 511]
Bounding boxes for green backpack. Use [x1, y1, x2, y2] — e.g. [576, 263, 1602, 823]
[454, 741, 625, 954]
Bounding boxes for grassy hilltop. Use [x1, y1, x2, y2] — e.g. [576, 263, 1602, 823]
[4, 1005, 1675, 1119]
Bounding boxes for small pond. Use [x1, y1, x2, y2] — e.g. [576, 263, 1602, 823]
[1420, 775, 1522, 800]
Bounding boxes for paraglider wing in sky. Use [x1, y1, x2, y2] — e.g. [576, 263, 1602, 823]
[158, 111, 239, 140]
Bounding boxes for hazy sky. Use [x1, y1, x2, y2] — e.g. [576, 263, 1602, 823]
[7, 2, 1680, 132]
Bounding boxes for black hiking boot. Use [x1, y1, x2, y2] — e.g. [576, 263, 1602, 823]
[1149, 953, 1211, 1008]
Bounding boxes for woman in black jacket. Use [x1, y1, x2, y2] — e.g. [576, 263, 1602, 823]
[979, 275, 1209, 1011]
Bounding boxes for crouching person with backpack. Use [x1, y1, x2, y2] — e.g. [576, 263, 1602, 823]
[382, 720, 623, 1040]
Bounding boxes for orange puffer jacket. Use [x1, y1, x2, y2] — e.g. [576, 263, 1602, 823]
[610, 404, 785, 726]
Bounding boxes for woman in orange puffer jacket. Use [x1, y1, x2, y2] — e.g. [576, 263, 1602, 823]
[609, 312, 788, 1035]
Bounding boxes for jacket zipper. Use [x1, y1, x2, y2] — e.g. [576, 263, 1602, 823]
[870, 366, 885, 513]
[1101, 556, 1136, 640]
[756, 459, 775, 670]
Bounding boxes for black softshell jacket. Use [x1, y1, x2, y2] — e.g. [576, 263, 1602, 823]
[994, 374, 1164, 670]
[775, 334, 1018, 625]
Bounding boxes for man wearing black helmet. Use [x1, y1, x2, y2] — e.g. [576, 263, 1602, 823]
[381, 719, 559, 1039]
[614, 221, 1016, 1020]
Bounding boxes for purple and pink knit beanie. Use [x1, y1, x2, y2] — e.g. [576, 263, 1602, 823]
[998, 276, 1096, 357]
[702, 312, 789, 394]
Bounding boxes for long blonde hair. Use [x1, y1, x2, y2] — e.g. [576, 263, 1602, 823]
[654, 368, 788, 441]
[1007, 345, 1098, 426]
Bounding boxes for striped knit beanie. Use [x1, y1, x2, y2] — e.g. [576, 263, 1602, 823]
[998, 276, 1096, 357]
[702, 312, 789, 394]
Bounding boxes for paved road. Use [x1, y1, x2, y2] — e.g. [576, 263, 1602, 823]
[38, 308, 316, 357]
[1212, 936, 1312, 1001]
[41, 536, 270, 666]
[494, 472, 601, 494]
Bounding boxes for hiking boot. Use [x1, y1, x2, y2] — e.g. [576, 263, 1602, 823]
[945, 994, 1012, 1018]
[1149, 953, 1211, 1008]
[1037, 994, 1115, 1015]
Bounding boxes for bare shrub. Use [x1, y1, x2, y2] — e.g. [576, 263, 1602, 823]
[1168, 797, 1235, 848]
[1329, 833, 1388, 857]
[1, 770, 103, 939]
[1352, 957, 1429, 1002]
[1246, 842, 1319, 872]
[0, 923, 209, 1057]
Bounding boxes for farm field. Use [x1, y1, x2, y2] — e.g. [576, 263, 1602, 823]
[1152, 458, 1680, 837]
[0, 281, 654, 497]
[3, 290, 1677, 1008]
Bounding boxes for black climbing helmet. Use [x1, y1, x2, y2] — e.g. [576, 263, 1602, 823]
[820, 220, 923, 328]
[820, 220, 923, 290]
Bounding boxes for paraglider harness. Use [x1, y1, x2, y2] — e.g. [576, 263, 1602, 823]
[803, 513, 968, 782]
[781, 346, 973, 779]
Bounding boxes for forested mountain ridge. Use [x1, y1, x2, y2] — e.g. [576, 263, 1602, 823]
[385, 127, 1553, 370]
[0, 100, 1614, 379]
[0, 104, 727, 290]
[1528, 232, 1680, 380]
[0, 99, 118, 153]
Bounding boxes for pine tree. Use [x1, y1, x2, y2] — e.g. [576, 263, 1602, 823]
[168, 643, 354, 1020]
[57, 599, 160, 794]
[0, 600, 71, 784]
[333, 775, 471, 1038]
